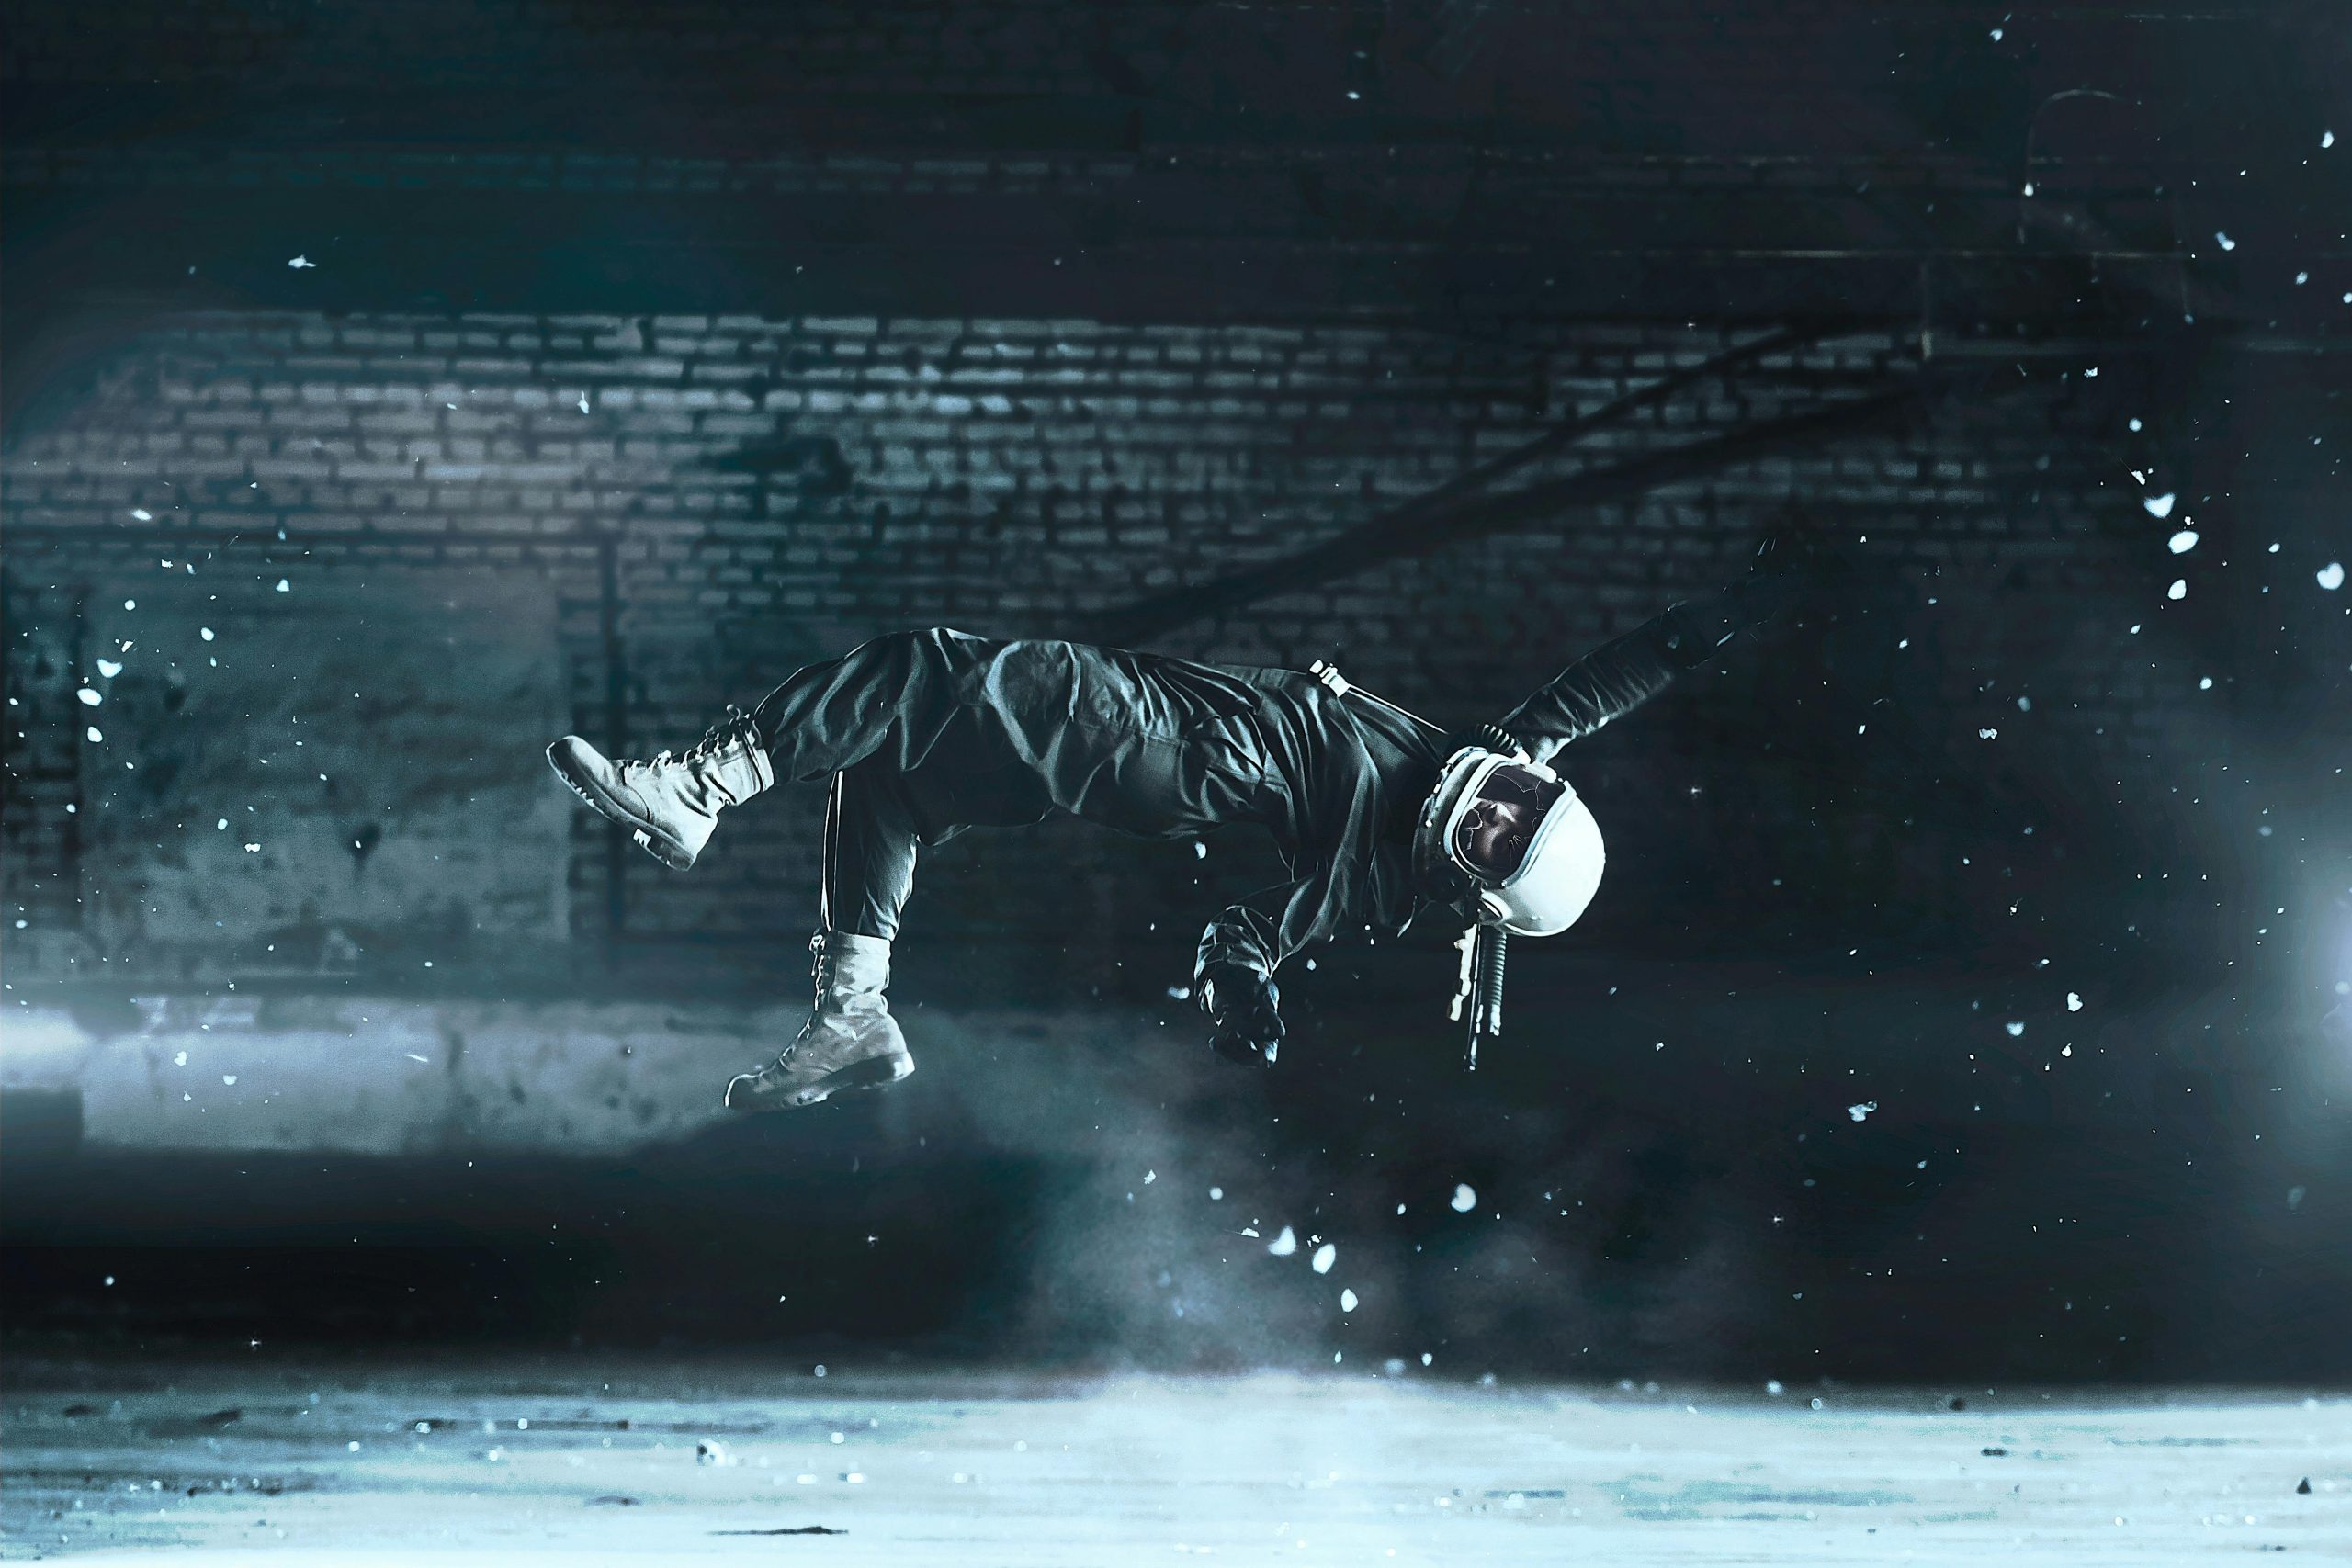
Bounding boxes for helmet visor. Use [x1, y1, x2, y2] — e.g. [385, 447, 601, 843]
[1451, 763, 1566, 884]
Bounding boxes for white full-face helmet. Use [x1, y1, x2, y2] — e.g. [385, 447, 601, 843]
[1414, 747, 1606, 937]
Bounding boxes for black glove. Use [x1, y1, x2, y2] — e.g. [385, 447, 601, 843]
[1754, 511, 1863, 587]
[1742, 515, 1860, 627]
[1750, 519, 1831, 579]
[1199, 963, 1284, 1067]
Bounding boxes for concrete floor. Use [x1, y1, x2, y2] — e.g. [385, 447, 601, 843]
[5, 1358, 2346, 1563]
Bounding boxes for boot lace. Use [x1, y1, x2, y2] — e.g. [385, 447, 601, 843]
[650, 704, 759, 768]
[768, 931, 829, 1067]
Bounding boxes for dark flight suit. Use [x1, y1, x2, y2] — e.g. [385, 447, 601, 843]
[746, 571, 1792, 988]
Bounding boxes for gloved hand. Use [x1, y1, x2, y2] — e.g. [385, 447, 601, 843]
[1746, 513, 1857, 619]
[1749, 517, 1838, 579]
[1199, 962, 1284, 1067]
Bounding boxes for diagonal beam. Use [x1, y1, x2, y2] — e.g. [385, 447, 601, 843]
[1373, 324, 1822, 531]
[1101, 381, 1926, 644]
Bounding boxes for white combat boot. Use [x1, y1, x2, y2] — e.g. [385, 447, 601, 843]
[725, 931, 914, 1111]
[546, 705, 774, 870]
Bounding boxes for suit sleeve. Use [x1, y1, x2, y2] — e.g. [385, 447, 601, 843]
[1499, 575, 1793, 764]
[1193, 876, 1330, 988]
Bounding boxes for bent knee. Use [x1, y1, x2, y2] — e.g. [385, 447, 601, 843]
[849, 626, 981, 666]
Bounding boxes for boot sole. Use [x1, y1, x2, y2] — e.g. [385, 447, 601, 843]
[546, 739, 697, 871]
[789, 1052, 916, 1109]
[729, 1052, 914, 1112]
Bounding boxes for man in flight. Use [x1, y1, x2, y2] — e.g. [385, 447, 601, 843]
[548, 531, 1837, 1110]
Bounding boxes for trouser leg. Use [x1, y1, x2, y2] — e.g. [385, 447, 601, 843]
[821, 759, 923, 943]
[748, 626, 983, 784]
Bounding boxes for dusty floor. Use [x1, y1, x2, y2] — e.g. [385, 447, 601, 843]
[4, 1357, 2346, 1563]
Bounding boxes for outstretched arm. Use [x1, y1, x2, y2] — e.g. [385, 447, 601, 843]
[1499, 530, 1824, 763]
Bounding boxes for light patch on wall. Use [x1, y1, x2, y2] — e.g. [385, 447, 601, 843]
[72, 570, 569, 970]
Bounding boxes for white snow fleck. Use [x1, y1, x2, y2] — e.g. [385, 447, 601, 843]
[201, 626, 216, 640]
[97, 659, 123, 678]
[130, 508, 153, 521]
[275, 578, 291, 592]
[1193, 841, 1207, 859]
[1766, 1380, 1785, 1396]
[222, 1075, 237, 1086]
[2167, 530, 2199, 555]
[1989, 28, 2002, 40]
[2142, 492, 2176, 519]
[1143, 1170, 1156, 1185]
[2199, 677, 2213, 691]
[2016, 695, 2031, 712]
[123, 599, 136, 611]
[405, 1053, 431, 1064]
[1310, 1243, 1336, 1275]
[288, 254, 316, 268]
[577, 394, 591, 414]
[216, 818, 228, 829]
[1340, 1288, 1359, 1312]
[2319, 562, 2345, 591]
[2128, 418, 2143, 431]
[1165, 985, 1190, 1001]
[1208, 1186, 1223, 1200]
[1847, 1100, 1877, 1122]
[1450, 1183, 1476, 1213]
[174, 1051, 188, 1066]
[2066, 992, 2083, 1011]
[1978, 728, 1999, 740]
[2006, 1021, 2026, 1037]
[2214, 232, 2235, 252]
[85, 726, 103, 743]
[2324, 131, 2336, 150]
[76, 688, 102, 707]
[1266, 1225, 1298, 1257]
[2166, 579, 2187, 601]
[243, 842, 261, 852]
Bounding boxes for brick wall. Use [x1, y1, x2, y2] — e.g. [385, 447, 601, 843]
[8, 303, 2283, 998]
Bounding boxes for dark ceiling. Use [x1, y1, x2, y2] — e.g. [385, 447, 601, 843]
[5, 2, 2347, 331]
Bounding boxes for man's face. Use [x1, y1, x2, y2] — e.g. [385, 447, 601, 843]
[1455, 795, 1540, 881]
